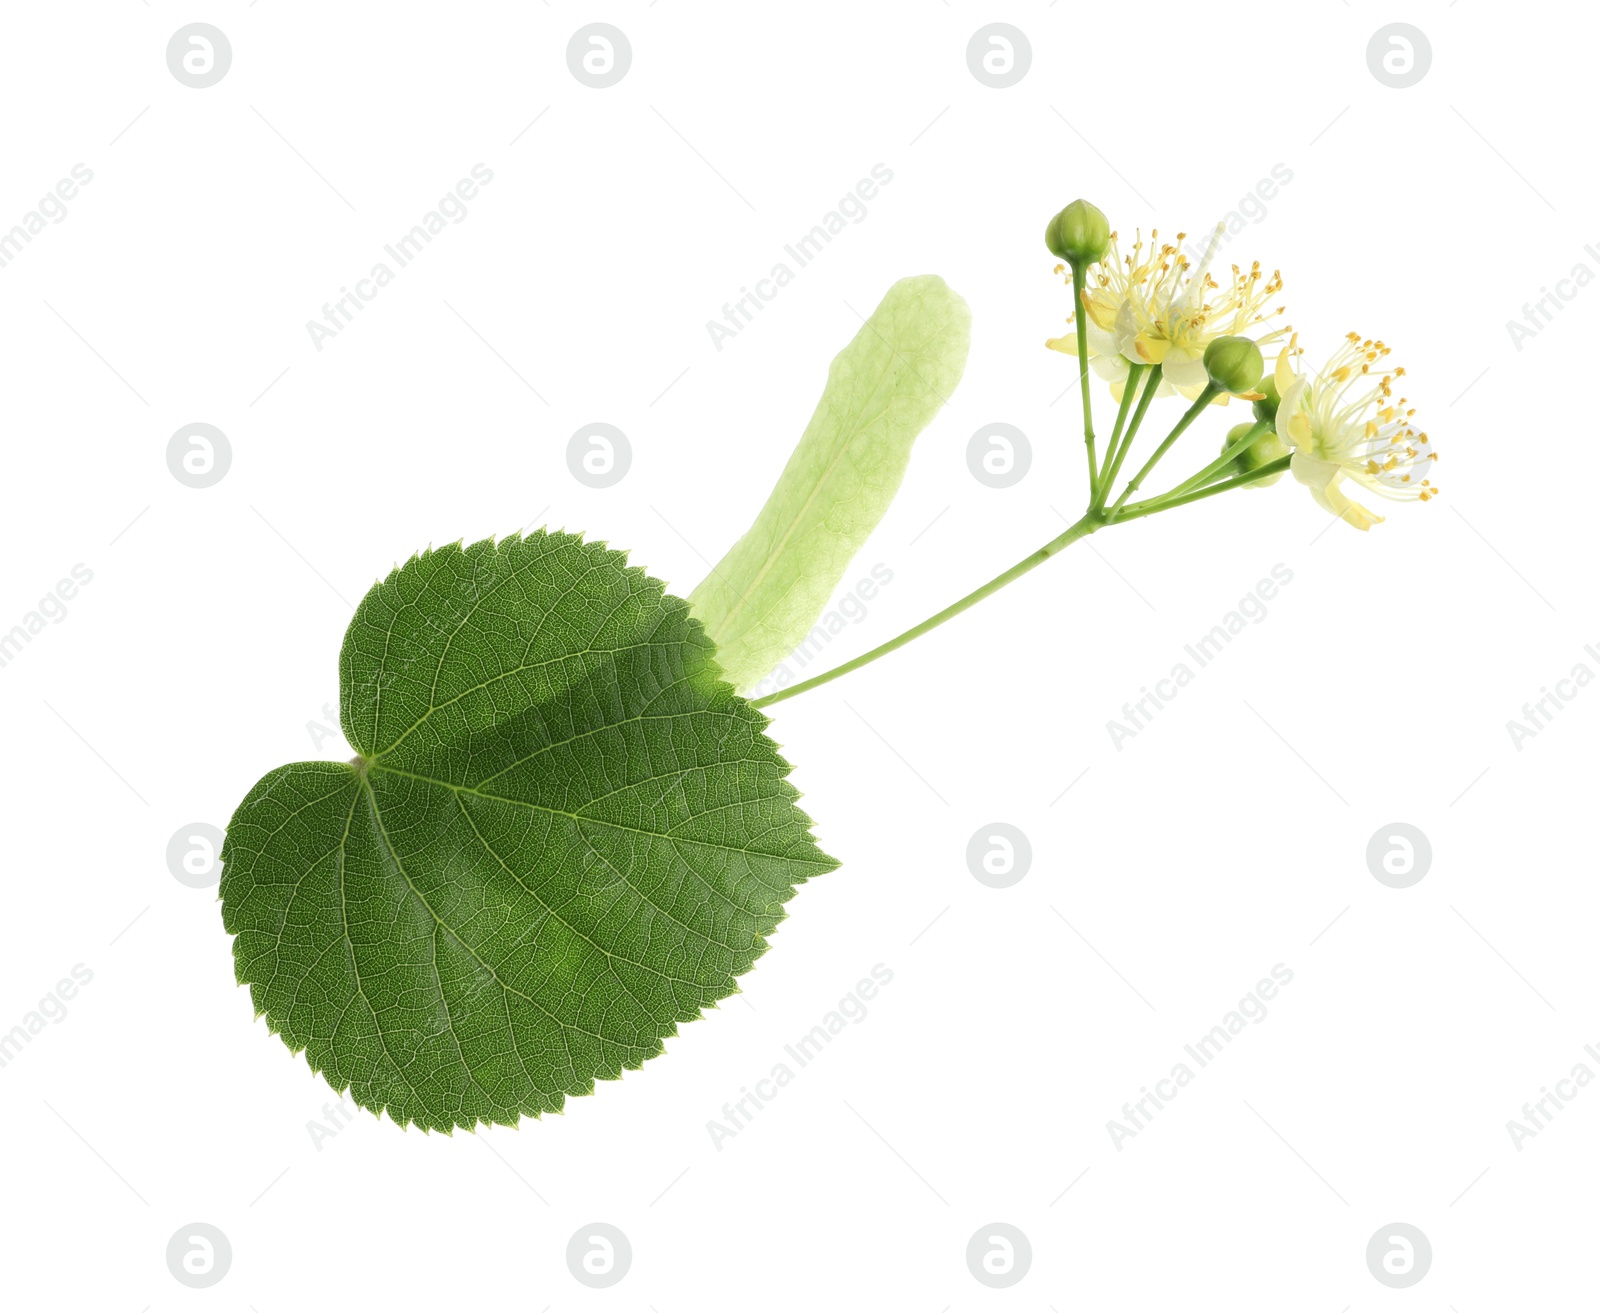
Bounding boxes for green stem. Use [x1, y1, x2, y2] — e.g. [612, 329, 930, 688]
[749, 513, 1102, 710]
[1114, 456, 1291, 521]
[1166, 417, 1269, 499]
[751, 454, 1293, 711]
[1107, 385, 1220, 518]
[1093, 365, 1162, 513]
[1097, 361, 1145, 494]
[1070, 263, 1097, 496]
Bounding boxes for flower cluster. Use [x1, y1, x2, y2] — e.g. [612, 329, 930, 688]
[1049, 224, 1289, 401]
[1044, 199, 1438, 531]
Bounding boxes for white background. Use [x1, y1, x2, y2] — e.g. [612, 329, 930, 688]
[0, 2, 1590, 1308]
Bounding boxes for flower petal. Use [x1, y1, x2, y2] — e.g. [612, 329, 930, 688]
[1133, 332, 1171, 364]
[1274, 345, 1297, 395]
[1319, 481, 1384, 530]
[1091, 352, 1129, 382]
[1082, 290, 1121, 332]
[1276, 377, 1310, 449]
[1114, 302, 1142, 360]
[1162, 350, 1209, 391]
[1294, 458, 1383, 530]
[1290, 452, 1339, 490]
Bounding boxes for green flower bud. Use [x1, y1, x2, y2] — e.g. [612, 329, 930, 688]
[1219, 421, 1289, 486]
[1203, 335, 1264, 396]
[1044, 199, 1111, 267]
[1252, 371, 1281, 426]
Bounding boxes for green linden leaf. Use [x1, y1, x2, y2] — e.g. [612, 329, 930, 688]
[689, 274, 970, 691]
[219, 531, 837, 1132]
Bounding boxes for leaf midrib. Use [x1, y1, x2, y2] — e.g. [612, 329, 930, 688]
[366, 760, 834, 866]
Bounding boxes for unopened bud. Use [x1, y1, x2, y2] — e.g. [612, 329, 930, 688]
[1220, 421, 1288, 487]
[1044, 199, 1111, 267]
[1252, 371, 1281, 426]
[1204, 336, 1265, 396]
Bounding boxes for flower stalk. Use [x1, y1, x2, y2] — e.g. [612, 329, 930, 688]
[1093, 364, 1162, 513]
[1106, 383, 1219, 517]
[1072, 261, 1098, 495]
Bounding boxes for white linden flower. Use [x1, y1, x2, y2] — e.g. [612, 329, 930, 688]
[1273, 333, 1439, 531]
[1047, 224, 1288, 402]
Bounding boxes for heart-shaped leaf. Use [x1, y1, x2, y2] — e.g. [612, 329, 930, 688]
[220, 531, 836, 1131]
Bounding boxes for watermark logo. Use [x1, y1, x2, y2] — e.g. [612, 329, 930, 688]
[1505, 249, 1600, 353]
[0, 964, 94, 1071]
[306, 167, 495, 351]
[1506, 1043, 1600, 1150]
[567, 25, 631, 89]
[1366, 24, 1430, 89]
[1179, 164, 1294, 267]
[706, 964, 894, 1151]
[966, 1222, 1032, 1288]
[1108, 965, 1294, 1149]
[1108, 565, 1294, 750]
[166, 423, 231, 488]
[1506, 645, 1599, 747]
[966, 822, 1031, 889]
[168, 823, 226, 889]
[705, 166, 894, 352]
[0, 164, 94, 272]
[0, 564, 95, 672]
[1365, 1222, 1431, 1288]
[750, 564, 894, 700]
[566, 1222, 631, 1287]
[308, 1095, 362, 1152]
[567, 422, 631, 488]
[167, 25, 232, 89]
[966, 423, 1031, 489]
[166, 1222, 232, 1288]
[306, 702, 347, 754]
[1366, 822, 1431, 889]
[966, 25, 1031, 89]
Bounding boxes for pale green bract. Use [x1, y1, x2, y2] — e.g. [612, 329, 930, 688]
[220, 531, 837, 1132]
[688, 275, 970, 691]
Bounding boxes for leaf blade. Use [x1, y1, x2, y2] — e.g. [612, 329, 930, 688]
[220, 531, 836, 1131]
